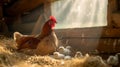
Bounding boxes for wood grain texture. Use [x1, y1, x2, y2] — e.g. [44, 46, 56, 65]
[6, 0, 44, 15]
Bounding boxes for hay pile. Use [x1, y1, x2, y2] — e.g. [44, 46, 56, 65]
[0, 37, 109, 67]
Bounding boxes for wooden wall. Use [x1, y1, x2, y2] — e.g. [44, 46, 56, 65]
[55, 27, 120, 54]
[1, 0, 120, 56]
[9, 1, 52, 34]
[0, 1, 9, 35]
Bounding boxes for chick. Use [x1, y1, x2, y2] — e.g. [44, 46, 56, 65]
[115, 53, 120, 62]
[53, 52, 65, 59]
[58, 46, 71, 56]
[74, 51, 83, 58]
[107, 55, 119, 66]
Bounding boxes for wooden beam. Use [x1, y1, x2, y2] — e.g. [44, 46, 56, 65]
[107, 0, 117, 28]
[3, 0, 10, 3]
[0, 6, 3, 17]
[55, 27, 120, 38]
[112, 12, 120, 27]
[6, 0, 44, 15]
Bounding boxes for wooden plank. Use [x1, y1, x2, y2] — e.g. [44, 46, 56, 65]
[12, 23, 35, 34]
[55, 27, 120, 38]
[6, 0, 44, 15]
[0, 6, 3, 17]
[4, 0, 10, 3]
[55, 27, 120, 54]
[112, 13, 120, 27]
[60, 38, 120, 54]
[107, 0, 118, 28]
[0, 0, 10, 3]
[59, 38, 120, 54]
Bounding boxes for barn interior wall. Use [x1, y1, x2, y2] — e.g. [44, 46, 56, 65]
[0, 0, 120, 54]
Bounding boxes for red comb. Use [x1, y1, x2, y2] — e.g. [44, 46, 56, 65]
[49, 16, 57, 22]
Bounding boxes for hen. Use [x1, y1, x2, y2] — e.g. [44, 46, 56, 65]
[14, 16, 58, 55]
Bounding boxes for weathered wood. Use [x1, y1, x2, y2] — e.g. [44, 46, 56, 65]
[0, 0, 10, 5]
[107, 0, 118, 28]
[0, 6, 3, 17]
[0, 0, 10, 3]
[0, 19, 9, 35]
[13, 14, 22, 24]
[32, 2, 51, 35]
[12, 23, 35, 34]
[112, 12, 120, 27]
[55, 27, 120, 54]
[56, 27, 120, 38]
[59, 37, 120, 54]
[97, 39, 116, 53]
[6, 0, 44, 15]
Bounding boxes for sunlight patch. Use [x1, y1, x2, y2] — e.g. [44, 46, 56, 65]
[51, 0, 108, 29]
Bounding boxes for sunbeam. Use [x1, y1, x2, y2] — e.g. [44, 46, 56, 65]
[51, 0, 108, 29]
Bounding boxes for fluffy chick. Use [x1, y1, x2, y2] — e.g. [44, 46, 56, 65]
[107, 55, 119, 66]
[53, 52, 65, 59]
[58, 46, 71, 56]
[74, 51, 83, 58]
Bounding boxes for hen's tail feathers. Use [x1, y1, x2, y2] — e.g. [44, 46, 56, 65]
[13, 32, 23, 41]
